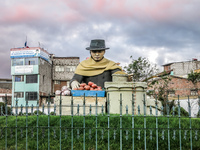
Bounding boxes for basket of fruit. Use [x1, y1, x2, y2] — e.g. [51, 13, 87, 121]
[71, 81, 105, 97]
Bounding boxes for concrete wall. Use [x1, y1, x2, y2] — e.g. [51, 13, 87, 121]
[52, 57, 79, 80]
[148, 75, 200, 97]
[169, 61, 200, 77]
[54, 94, 162, 116]
[39, 58, 52, 95]
[54, 96, 106, 115]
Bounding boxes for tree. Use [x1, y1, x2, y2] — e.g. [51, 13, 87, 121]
[148, 75, 175, 115]
[124, 56, 159, 82]
[187, 71, 200, 86]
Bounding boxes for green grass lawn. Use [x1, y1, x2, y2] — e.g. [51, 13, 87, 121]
[0, 115, 199, 150]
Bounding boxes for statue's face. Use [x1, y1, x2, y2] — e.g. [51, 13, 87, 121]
[90, 50, 105, 61]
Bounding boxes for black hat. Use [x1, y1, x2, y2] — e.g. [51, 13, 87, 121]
[86, 39, 110, 50]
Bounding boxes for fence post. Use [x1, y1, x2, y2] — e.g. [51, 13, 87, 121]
[59, 92, 62, 150]
[198, 96, 200, 116]
[71, 95, 74, 150]
[95, 93, 98, 150]
[120, 93, 122, 150]
[20, 105, 23, 116]
[83, 94, 86, 150]
[5, 94, 8, 150]
[178, 95, 182, 150]
[15, 98, 18, 150]
[188, 96, 192, 150]
[143, 94, 146, 150]
[132, 93, 135, 150]
[36, 99, 39, 150]
[25, 98, 28, 150]
[167, 95, 170, 150]
[48, 94, 50, 150]
[155, 95, 158, 150]
[107, 93, 110, 150]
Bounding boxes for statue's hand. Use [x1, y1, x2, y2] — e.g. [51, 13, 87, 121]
[71, 80, 80, 89]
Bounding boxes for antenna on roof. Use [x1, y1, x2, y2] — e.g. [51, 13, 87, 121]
[24, 36, 29, 48]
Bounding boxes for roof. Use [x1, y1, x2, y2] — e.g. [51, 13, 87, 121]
[162, 60, 200, 66]
[156, 69, 173, 77]
[52, 57, 79, 59]
[0, 78, 12, 82]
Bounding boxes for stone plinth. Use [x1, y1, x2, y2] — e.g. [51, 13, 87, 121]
[105, 81, 147, 115]
[54, 96, 106, 115]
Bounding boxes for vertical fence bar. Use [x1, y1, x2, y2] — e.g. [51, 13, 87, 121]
[59, 92, 62, 150]
[155, 95, 158, 150]
[107, 93, 110, 150]
[167, 95, 170, 150]
[120, 93, 122, 150]
[5, 94, 8, 150]
[37, 100, 39, 150]
[95, 94, 98, 150]
[199, 96, 200, 117]
[178, 95, 182, 150]
[26, 100, 28, 150]
[83, 94, 86, 150]
[143, 94, 146, 150]
[15, 99, 18, 150]
[188, 96, 192, 150]
[71, 95, 74, 150]
[48, 94, 50, 150]
[132, 93, 135, 150]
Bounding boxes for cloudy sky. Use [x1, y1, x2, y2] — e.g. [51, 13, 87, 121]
[0, 0, 200, 79]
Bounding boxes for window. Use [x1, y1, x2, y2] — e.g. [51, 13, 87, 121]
[55, 66, 64, 72]
[12, 58, 23, 66]
[66, 66, 76, 72]
[71, 66, 76, 72]
[168, 65, 171, 70]
[15, 75, 24, 82]
[26, 92, 38, 100]
[26, 75, 38, 83]
[25, 58, 38, 65]
[43, 75, 45, 84]
[54, 80, 60, 84]
[14, 92, 24, 98]
[66, 67, 70, 72]
[191, 89, 198, 96]
[167, 90, 175, 97]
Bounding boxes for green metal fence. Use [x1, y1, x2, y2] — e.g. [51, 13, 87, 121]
[0, 94, 200, 150]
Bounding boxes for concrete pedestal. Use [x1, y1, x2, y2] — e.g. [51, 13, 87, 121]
[54, 96, 106, 115]
[105, 81, 147, 115]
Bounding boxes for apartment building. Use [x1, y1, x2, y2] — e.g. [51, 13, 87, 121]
[0, 78, 12, 104]
[51, 56, 79, 93]
[148, 59, 200, 98]
[163, 58, 200, 78]
[10, 47, 52, 106]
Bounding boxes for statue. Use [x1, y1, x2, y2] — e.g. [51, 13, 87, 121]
[70, 39, 126, 89]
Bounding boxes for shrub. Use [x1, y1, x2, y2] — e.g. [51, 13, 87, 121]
[170, 106, 189, 116]
[0, 102, 11, 115]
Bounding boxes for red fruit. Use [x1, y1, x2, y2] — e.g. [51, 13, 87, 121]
[88, 81, 94, 86]
[94, 88, 98, 91]
[80, 83, 86, 87]
[84, 85, 90, 90]
[97, 86, 102, 89]
[92, 84, 97, 88]
[78, 87, 84, 90]
[90, 87, 94, 90]
[73, 88, 78, 90]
